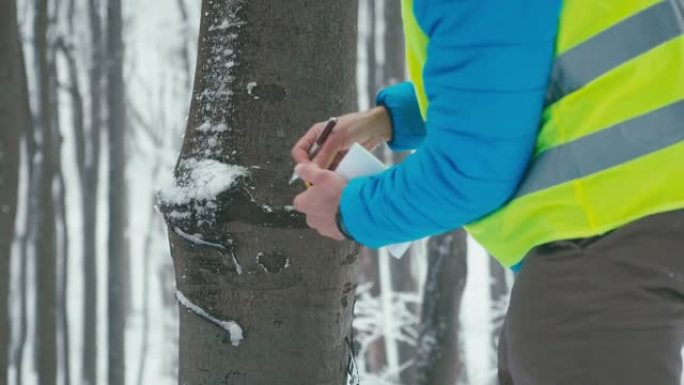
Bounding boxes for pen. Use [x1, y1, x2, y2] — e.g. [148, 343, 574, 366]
[288, 117, 339, 185]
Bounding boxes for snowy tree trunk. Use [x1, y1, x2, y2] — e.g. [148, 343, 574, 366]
[160, 1, 359, 384]
[32, 0, 59, 383]
[106, 0, 128, 383]
[0, 0, 26, 380]
[414, 230, 468, 385]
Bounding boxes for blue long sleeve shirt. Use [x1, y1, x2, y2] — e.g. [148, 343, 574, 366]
[339, 0, 562, 248]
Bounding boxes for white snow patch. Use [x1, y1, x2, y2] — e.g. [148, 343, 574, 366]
[175, 290, 244, 346]
[246, 81, 257, 95]
[173, 227, 223, 249]
[262, 204, 273, 213]
[208, 19, 232, 31]
[159, 158, 247, 205]
[196, 121, 228, 133]
[168, 210, 191, 220]
[231, 254, 243, 275]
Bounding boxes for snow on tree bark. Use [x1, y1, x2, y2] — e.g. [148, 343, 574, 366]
[159, 1, 359, 384]
[0, 0, 27, 380]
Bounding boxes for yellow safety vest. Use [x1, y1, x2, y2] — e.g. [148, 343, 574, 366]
[402, 0, 684, 267]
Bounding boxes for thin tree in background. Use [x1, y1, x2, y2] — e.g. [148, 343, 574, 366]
[380, 1, 422, 381]
[356, 0, 388, 374]
[489, 256, 510, 359]
[159, 0, 359, 383]
[414, 230, 468, 385]
[49, 8, 71, 382]
[82, 0, 104, 382]
[32, 0, 59, 383]
[0, 0, 28, 380]
[106, 0, 128, 383]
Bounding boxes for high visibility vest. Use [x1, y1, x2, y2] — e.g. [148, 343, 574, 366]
[402, 0, 684, 267]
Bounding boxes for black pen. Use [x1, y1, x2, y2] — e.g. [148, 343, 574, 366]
[288, 117, 339, 185]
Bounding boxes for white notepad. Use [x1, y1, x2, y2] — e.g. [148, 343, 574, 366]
[335, 143, 412, 259]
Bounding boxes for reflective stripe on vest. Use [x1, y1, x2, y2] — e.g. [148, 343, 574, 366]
[516, 99, 684, 198]
[546, 0, 684, 106]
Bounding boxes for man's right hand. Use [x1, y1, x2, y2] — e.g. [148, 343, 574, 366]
[291, 106, 392, 170]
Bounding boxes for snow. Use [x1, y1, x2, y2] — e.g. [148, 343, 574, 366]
[208, 19, 231, 31]
[173, 227, 225, 249]
[159, 158, 247, 205]
[195, 121, 228, 133]
[168, 210, 191, 220]
[175, 290, 244, 347]
[173, 227, 243, 274]
[246, 81, 257, 97]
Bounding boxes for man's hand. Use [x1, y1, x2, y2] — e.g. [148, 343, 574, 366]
[291, 106, 392, 170]
[292, 163, 348, 241]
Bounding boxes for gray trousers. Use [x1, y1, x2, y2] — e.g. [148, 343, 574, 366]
[498, 209, 684, 385]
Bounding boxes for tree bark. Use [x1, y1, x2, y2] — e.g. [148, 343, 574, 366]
[33, 0, 59, 383]
[106, 0, 128, 383]
[160, 1, 359, 384]
[414, 230, 468, 385]
[0, 0, 28, 380]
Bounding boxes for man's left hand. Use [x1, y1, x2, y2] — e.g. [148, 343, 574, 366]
[292, 163, 348, 241]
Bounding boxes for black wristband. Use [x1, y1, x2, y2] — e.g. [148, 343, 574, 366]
[336, 208, 355, 241]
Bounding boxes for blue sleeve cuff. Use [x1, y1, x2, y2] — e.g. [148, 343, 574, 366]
[375, 82, 426, 151]
[339, 177, 383, 249]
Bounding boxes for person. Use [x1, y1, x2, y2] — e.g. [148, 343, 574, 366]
[292, 0, 684, 383]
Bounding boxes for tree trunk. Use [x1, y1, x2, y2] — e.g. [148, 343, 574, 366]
[160, 1, 359, 384]
[106, 0, 128, 383]
[380, 1, 420, 382]
[0, 0, 27, 380]
[383, 0, 404, 88]
[414, 230, 468, 385]
[82, 1, 103, 383]
[365, 0, 377, 111]
[33, 0, 59, 383]
[49, 34, 71, 385]
[489, 256, 509, 357]
[357, 0, 389, 374]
